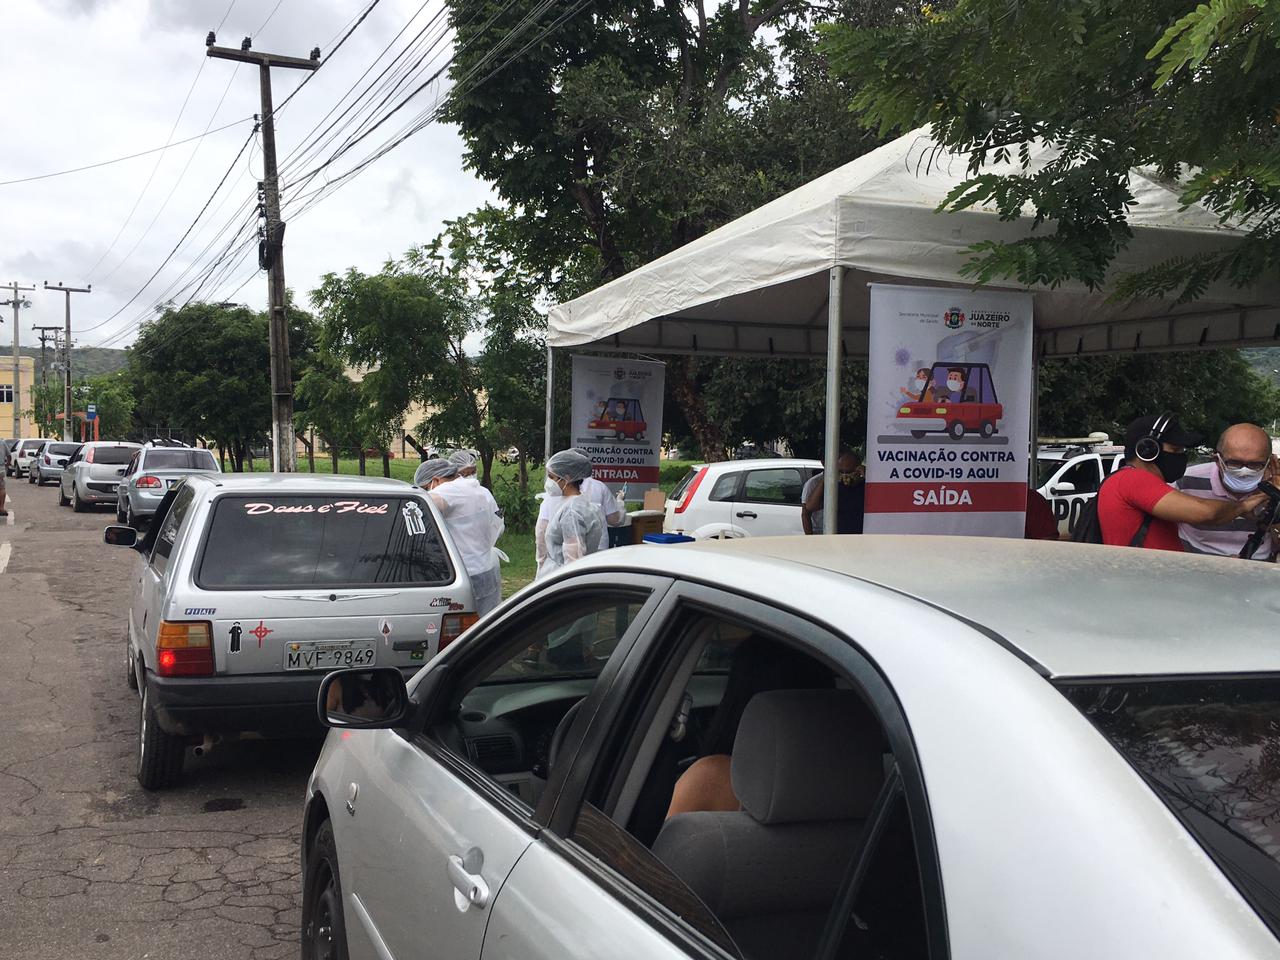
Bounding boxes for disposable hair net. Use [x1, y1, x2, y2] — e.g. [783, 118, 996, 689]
[414, 458, 459, 487]
[447, 449, 477, 468]
[547, 448, 593, 482]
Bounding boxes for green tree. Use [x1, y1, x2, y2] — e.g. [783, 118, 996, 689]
[822, 0, 1280, 301]
[294, 349, 370, 473]
[130, 303, 271, 470]
[444, 0, 902, 456]
[77, 372, 136, 440]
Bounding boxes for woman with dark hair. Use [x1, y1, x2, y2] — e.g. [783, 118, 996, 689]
[666, 637, 833, 818]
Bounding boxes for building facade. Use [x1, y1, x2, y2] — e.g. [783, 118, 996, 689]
[0, 357, 37, 440]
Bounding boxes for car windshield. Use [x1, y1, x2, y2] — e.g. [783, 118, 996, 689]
[1059, 677, 1280, 938]
[146, 449, 218, 470]
[1035, 458, 1063, 488]
[197, 494, 453, 589]
[669, 467, 701, 503]
[92, 446, 135, 465]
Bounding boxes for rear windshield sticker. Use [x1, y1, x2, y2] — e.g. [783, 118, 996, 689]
[249, 620, 273, 646]
[403, 502, 427, 536]
[379, 619, 393, 644]
[242, 500, 390, 516]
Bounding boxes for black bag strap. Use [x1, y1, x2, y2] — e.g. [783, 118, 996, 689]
[1129, 513, 1153, 548]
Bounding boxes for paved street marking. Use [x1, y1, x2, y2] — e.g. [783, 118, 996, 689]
[0, 542, 10, 574]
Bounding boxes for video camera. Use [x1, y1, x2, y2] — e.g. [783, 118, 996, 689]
[1239, 480, 1280, 559]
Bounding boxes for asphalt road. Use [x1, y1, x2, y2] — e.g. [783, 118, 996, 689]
[0, 477, 318, 960]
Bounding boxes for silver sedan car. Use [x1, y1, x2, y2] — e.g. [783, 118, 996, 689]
[31, 441, 81, 485]
[303, 536, 1280, 960]
[59, 440, 141, 511]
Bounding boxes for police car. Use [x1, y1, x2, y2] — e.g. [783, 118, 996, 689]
[1036, 435, 1125, 537]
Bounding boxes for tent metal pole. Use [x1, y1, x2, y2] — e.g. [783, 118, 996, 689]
[823, 266, 845, 535]
[544, 345, 555, 463]
[1030, 331, 1040, 490]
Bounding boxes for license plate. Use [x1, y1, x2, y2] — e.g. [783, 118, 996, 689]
[285, 640, 377, 671]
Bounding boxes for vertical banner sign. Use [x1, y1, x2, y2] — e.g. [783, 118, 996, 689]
[571, 356, 665, 490]
[864, 284, 1033, 537]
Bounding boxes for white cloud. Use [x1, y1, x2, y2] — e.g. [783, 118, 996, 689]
[0, 0, 494, 351]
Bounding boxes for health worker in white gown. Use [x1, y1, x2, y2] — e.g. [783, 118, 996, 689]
[415, 458, 505, 615]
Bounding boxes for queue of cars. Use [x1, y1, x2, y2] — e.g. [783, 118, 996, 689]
[69, 449, 1280, 959]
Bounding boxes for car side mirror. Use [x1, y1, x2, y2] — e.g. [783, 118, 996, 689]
[1050, 482, 1076, 495]
[103, 525, 138, 548]
[317, 668, 409, 729]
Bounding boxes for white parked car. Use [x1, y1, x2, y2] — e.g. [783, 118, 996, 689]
[11, 437, 57, 478]
[663, 458, 820, 538]
[1036, 444, 1125, 536]
[302, 536, 1280, 960]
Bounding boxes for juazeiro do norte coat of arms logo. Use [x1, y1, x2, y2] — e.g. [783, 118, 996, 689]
[943, 307, 965, 329]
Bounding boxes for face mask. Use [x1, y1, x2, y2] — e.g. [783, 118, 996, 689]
[544, 477, 563, 498]
[1220, 458, 1266, 494]
[947, 380, 963, 392]
[839, 471, 860, 485]
[1156, 450, 1188, 483]
[914, 378, 927, 390]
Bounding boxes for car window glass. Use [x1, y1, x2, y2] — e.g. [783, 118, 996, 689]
[1057, 457, 1101, 494]
[150, 486, 196, 577]
[740, 468, 804, 504]
[47, 443, 79, 457]
[91, 446, 136, 465]
[145, 449, 218, 470]
[1035, 457, 1062, 488]
[431, 596, 646, 812]
[197, 495, 452, 589]
[561, 609, 926, 960]
[708, 473, 738, 502]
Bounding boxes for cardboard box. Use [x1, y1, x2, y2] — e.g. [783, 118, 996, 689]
[642, 488, 666, 511]
[628, 510, 665, 543]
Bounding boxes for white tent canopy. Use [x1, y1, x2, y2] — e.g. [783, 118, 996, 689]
[549, 128, 1280, 358]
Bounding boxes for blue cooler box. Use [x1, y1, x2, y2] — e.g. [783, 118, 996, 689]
[642, 533, 695, 545]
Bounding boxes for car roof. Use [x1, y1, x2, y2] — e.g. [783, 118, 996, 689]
[584, 535, 1280, 679]
[189, 473, 414, 493]
[694, 458, 822, 471]
[81, 440, 140, 447]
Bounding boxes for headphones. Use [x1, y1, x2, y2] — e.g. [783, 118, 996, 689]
[1134, 413, 1173, 463]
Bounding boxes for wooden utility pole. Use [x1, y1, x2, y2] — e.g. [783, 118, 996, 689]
[1, 283, 34, 439]
[207, 34, 319, 472]
[42, 283, 90, 441]
[34, 327, 60, 386]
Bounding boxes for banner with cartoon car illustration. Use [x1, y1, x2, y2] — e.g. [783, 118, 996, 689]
[864, 284, 1033, 537]
[571, 355, 665, 489]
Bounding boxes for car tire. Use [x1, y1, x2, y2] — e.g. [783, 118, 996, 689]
[28, 470, 36, 485]
[125, 646, 138, 691]
[71, 485, 86, 512]
[980, 421, 995, 439]
[137, 679, 184, 790]
[58, 484, 69, 507]
[947, 421, 965, 440]
[116, 501, 126, 524]
[302, 820, 351, 960]
[125, 502, 137, 529]
[910, 430, 926, 439]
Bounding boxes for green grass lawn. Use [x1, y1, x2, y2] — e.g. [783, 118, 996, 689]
[497, 529, 538, 597]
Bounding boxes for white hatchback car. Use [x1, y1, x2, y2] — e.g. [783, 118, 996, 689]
[302, 537, 1280, 960]
[663, 458, 821, 538]
[1036, 444, 1125, 536]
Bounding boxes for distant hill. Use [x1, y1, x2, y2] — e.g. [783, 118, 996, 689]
[14, 345, 129, 379]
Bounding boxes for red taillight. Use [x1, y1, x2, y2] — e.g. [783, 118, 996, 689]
[439, 613, 479, 653]
[156, 621, 214, 677]
[43, 455, 50, 464]
[674, 467, 707, 514]
[84, 447, 95, 464]
[135, 475, 162, 489]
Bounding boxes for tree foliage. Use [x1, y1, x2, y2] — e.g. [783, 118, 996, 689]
[821, 0, 1280, 302]
[129, 302, 314, 469]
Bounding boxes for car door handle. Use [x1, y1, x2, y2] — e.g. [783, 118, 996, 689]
[736, 511, 757, 519]
[447, 855, 490, 910]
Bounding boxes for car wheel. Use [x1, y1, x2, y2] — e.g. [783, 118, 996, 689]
[58, 484, 69, 507]
[302, 820, 350, 960]
[125, 645, 138, 691]
[28, 470, 36, 484]
[116, 500, 126, 524]
[947, 421, 965, 440]
[71, 485, 86, 512]
[910, 430, 926, 439]
[137, 679, 184, 790]
[980, 421, 995, 439]
[125, 502, 137, 529]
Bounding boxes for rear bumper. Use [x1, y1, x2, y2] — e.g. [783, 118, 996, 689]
[146, 667, 420, 737]
[80, 481, 120, 502]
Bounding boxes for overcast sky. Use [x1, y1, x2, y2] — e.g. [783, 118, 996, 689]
[2, 0, 495, 352]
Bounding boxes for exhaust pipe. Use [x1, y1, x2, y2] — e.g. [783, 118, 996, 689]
[192, 733, 222, 758]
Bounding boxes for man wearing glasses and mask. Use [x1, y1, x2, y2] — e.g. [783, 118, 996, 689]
[1176, 423, 1280, 560]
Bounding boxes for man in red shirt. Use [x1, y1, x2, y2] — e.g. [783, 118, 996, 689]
[1097, 413, 1268, 550]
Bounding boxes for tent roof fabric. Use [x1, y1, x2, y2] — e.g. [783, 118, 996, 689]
[549, 129, 1280, 359]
